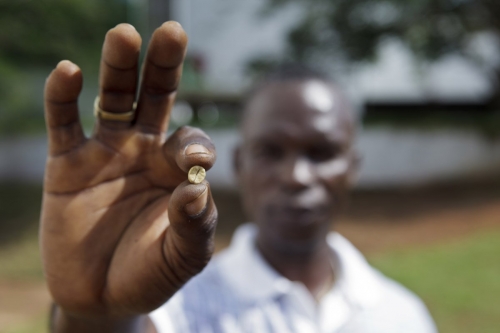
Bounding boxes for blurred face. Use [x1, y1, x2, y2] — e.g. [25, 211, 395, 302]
[236, 79, 357, 254]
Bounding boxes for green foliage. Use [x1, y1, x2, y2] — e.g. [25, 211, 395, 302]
[364, 111, 500, 139]
[264, 0, 500, 64]
[256, 0, 500, 133]
[0, 0, 127, 136]
[0, 0, 127, 70]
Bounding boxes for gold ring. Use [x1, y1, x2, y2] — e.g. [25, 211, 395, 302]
[94, 97, 136, 122]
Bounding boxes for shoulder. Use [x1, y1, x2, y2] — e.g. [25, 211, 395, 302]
[345, 275, 438, 333]
[377, 273, 437, 330]
[328, 233, 437, 332]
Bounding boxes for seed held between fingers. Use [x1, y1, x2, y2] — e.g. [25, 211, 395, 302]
[188, 166, 206, 184]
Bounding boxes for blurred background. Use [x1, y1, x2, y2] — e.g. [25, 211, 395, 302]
[0, 0, 499, 332]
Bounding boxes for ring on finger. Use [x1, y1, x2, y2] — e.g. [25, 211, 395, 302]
[93, 96, 136, 122]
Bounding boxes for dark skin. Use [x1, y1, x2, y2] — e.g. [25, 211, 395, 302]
[235, 80, 358, 298]
[42, 22, 357, 332]
[42, 22, 217, 333]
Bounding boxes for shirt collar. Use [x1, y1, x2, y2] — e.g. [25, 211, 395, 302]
[216, 223, 383, 308]
[326, 232, 383, 308]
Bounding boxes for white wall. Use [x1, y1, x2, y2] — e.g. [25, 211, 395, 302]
[177, 0, 301, 94]
[2, 129, 499, 189]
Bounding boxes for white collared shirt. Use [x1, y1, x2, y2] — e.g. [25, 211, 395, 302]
[151, 224, 437, 333]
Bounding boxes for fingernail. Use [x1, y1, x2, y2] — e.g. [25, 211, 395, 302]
[185, 144, 209, 156]
[185, 185, 208, 216]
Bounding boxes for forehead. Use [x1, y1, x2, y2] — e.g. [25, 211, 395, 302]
[242, 80, 354, 143]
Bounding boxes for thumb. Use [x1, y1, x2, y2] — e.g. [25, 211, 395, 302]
[165, 180, 217, 278]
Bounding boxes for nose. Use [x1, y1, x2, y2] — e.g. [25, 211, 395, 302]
[280, 156, 314, 191]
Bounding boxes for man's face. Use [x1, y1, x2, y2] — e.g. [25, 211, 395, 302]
[236, 79, 357, 253]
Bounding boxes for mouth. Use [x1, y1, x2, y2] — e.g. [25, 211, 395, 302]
[268, 205, 329, 227]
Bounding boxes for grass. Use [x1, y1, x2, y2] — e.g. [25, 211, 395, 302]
[0, 227, 43, 281]
[1, 229, 499, 333]
[0, 182, 499, 332]
[2, 315, 48, 333]
[369, 229, 500, 333]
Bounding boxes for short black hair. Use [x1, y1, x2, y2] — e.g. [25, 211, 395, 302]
[257, 63, 330, 83]
[245, 63, 333, 105]
[241, 63, 359, 130]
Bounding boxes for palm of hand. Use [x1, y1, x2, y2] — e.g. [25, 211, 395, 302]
[40, 23, 217, 317]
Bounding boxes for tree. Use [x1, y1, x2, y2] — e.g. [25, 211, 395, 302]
[0, 0, 126, 69]
[0, 0, 127, 134]
[259, 0, 500, 103]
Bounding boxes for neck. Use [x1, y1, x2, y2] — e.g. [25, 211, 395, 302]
[256, 235, 335, 300]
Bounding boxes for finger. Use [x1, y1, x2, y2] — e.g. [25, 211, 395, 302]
[135, 21, 188, 134]
[150, 126, 215, 189]
[158, 126, 216, 186]
[44, 60, 85, 156]
[96, 23, 142, 131]
[96, 24, 141, 129]
[167, 180, 217, 270]
[166, 126, 216, 172]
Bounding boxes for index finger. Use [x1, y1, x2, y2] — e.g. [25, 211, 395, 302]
[96, 24, 142, 132]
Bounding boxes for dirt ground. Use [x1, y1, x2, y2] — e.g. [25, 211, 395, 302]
[1, 181, 499, 332]
[0, 282, 49, 332]
[212, 180, 500, 252]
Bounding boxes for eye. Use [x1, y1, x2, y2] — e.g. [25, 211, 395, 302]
[306, 145, 339, 162]
[253, 143, 285, 161]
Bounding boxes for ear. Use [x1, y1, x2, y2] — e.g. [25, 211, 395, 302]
[347, 149, 361, 187]
[232, 144, 242, 180]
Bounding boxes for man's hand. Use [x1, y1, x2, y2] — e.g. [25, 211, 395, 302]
[40, 21, 217, 323]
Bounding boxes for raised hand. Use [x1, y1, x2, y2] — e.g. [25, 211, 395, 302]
[40, 22, 217, 322]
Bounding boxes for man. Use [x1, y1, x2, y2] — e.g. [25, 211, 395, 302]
[149, 65, 437, 333]
[41, 22, 436, 332]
